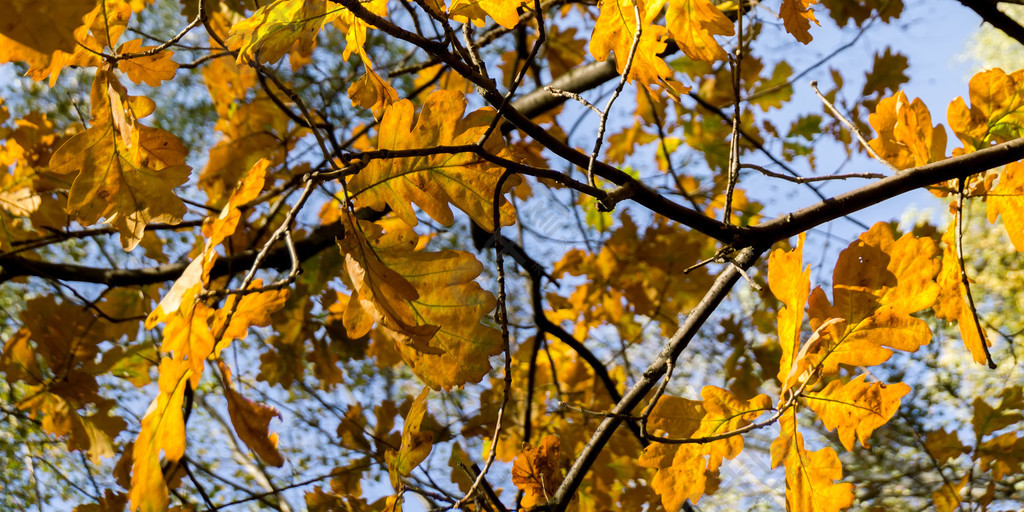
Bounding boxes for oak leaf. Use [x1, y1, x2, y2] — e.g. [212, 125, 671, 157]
[770, 410, 854, 512]
[116, 39, 178, 86]
[769, 233, 810, 386]
[804, 375, 910, 451]
[449, 0, 524, 29]
[385, 388, 434, 487]
[639, 387, 771, 510]
[130, 358, 192, 512]
[348, 89, 517, 230]
[227, 0, 339, 65]
[589, 0, 675, 90]
[934, 220, 991, 365]
[657, 0, 734, 62]
[868, 90, 947, 170]
[924, 429, 969, 464]
[512, 435, 561, 508]
[49, 70, 190, 250]
[986, 161, 1024, 251]
[804, 223, 938, 375]
[779, 0, 820, 44]
[948, 68, 1024, 155]
[221, 362, 286, 467]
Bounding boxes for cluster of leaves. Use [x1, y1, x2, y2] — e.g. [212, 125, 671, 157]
[1, 0, 1024, 511]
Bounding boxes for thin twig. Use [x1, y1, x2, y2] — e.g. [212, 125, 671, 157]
[955, 179, 998, 369]
[740, 163, 885, 183]
[811, 80, 899, 173]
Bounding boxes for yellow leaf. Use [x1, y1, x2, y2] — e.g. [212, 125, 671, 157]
[770, 410, 854, 512]
[934, 220, 991, 365]
[805, 222, 938, 375]
[948, 68, 1024, 155]
[159, 290, 215, 386]
[868, 90, 947, 169]
[924, 429, 969, 464]
[986, 161, 1024, 252]
[201, 159, 268, 281]
[932, 475, 968, 512]
[49, 70, 190, 250]
[0, 0, 96, 55]
[768, 233, 809, 385]
[512, 435, 561, 508]
[130, 358, 191, 512]
[222, 362, 285, 467]
[348, 67, 399, 119]
[589, 0, 675, 91]
[338, 220, 440, 353]
[226, 0, 338, 65]
[385, 388, 434, 487]
[779, 0, 819, 44]
[449, 0, 524, 29]
[212, 281, 290, 348]
[660, 0, 734, 62]
[639, 387, 771, 510]
[805, 375, 910, 451]
[348, 89, 517, 229]
[116, 39, 178, 86]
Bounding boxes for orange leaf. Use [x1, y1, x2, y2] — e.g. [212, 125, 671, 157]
[589, 0, 675, 91]
[348, 68, 399, 119]
[779, 0, 820, 44]
[348, 89, 517, 230]
[924, 429, 969, 464]
[659, 0, 735, 62]
[804, 222, 938, 375]
[222, 363, 285, 467]
[868, 90, 947, 169]
[116, 39, 178, 86]
[512, 435, 561, 508]
[0, 0, 95, 55]
[804, 374, 910, 451]
[385, 388, 434, 487]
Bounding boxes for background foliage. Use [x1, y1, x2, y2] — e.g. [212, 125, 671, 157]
[2, 0, 1024, 511]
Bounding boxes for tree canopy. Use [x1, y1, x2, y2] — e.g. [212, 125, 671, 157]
[1, 0, 1024, 511]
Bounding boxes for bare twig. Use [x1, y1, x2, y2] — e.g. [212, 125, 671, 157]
[811, 80, 899, 173]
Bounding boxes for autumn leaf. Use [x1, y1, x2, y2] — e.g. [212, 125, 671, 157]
[227, 0, 339, 65]
[770, 410, 855, 512]
[657, 0, 735, 62]
[449, 0, 524, 29]
[934, 220, 991, 365]
[769, 233, 809, 386]
[948, 68, 1024, 155]
[986, 160, 1024, 251]
[385, 388, 434, 487]
[130, 358, 192, 512]
[49, 69, 190, 250]
[804, 374, 911, 451]
[0, 0, 96, 56]
[779, 0, 820, 44]
[348, 89, 517, 230]
[868, 90, 947, 169]
[221, 362, 286, 467]
[348, 68, 399, 119]
[512, 435, 562, 508]
[803, 222, 938, 375]
[589, 0, 675, 90]
[116, 39, 178, 86]
[639, 387, 772, 510]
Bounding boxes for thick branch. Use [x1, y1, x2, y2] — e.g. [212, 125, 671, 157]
[0, 222, 344, 286]
[548, 246, 763, 511]
[957, 0, 1024, 47]
[748, 136, 1024, 244]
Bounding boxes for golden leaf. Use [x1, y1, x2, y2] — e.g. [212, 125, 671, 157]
[385, 388, 434, 487]
[770, 410, 854, 512]
[805, 374, 910, 451]
[117, 39, 178, 86]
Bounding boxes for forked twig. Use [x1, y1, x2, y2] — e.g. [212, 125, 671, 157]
[811, 81, 899, 173]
